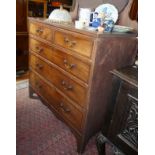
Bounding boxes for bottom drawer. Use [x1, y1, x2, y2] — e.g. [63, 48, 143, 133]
[29, 70, 83, 131]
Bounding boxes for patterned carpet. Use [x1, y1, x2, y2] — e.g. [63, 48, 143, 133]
[16, 83, 98, 155]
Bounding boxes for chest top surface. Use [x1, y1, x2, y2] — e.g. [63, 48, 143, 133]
[28, 17, 137, 38]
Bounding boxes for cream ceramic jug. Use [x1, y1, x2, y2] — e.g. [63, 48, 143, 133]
[78, 8, 92, 26]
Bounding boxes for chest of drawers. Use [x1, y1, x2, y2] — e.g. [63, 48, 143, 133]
[28, 18, 137, 153]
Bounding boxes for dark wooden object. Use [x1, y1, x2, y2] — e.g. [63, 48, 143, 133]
[28, 0, 48, 17]
[118, 0, 138, 30]
[28, 17, 137, 153]
[96, 66, 138, 155]
[16, 0, 29, 72]
[129, 0, 138, 21]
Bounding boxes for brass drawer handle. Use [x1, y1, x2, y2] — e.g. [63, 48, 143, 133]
[36, 28, 43, 34]
[64, 37, 69, 43]
[35, 46, 44, 53]
[59, 102, 71, 113]
[69, 40, 76, 47]
[64, 37, 76, 47]
[63, 59, 76, 70]
[36, 63, 44, 70]
[61, 80, 73, 90]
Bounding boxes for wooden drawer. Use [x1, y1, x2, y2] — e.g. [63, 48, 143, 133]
[54, 30, 93, 58]
[30, 54, 87, 107]
[29, 38, 54, 59]
[29, 23, 53, 41]
[29, 71, 83, 131]
[29, 38, 90, 83]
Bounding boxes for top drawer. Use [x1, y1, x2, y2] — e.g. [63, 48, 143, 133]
[54, 30, 94, 58]
[29, 23, 53, 42]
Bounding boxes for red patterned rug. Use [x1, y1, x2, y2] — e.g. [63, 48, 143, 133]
[16, 86, 98, 155]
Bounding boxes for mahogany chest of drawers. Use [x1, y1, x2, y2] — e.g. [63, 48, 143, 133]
[28, 18, 137, 153]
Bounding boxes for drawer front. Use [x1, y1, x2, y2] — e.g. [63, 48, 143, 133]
[29, 38, 90, 83]
[29, 71, 83, 131]
[29, 38, 54, 59]
[30, 54, 87, 107]
[30, 70, 59, 110]
[29, 23, 53, 41]
[52, 48, 90, 83]
[54, 30, 93, 58]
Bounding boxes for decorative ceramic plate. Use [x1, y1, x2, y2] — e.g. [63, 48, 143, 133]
[95, 3, 118, 23]
[112, 25, 134, 32]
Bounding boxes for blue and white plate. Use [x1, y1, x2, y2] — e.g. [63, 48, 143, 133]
[95, 3, 118, 23]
